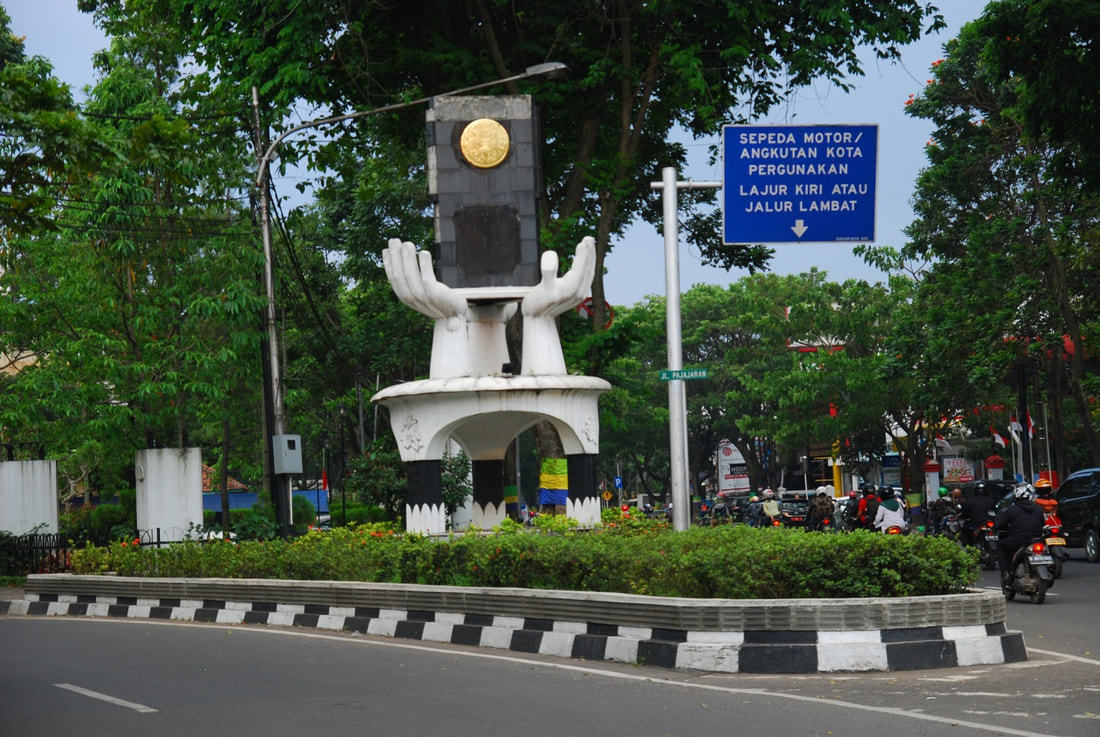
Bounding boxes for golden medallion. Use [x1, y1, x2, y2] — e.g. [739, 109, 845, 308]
[459, 118, 510, 169]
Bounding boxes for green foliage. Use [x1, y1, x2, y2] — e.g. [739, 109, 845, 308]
[328, 502, 388, 527]
[343, 439, 407, 522]
[231, 507, 279, 541]
[0, 7, 114, 239]
[70, 525, 978, 599]
[902, 6, 1100, 469]
[600, 275, 920, 494]
[58, 489, 137, 545]
[440, 449, 471, 522]
[291, 495, 316, 532]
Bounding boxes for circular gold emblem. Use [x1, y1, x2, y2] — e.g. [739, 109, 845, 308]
[459, 118, 510, 169]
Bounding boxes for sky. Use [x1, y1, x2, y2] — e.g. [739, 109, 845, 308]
[8, 0, 991, 306]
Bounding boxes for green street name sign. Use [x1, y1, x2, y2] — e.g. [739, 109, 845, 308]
[659, 368, 709, 381]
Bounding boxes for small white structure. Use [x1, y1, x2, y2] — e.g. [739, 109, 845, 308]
[374, 238, 609, 533]
[135, 447, 203, 542]
[0, 460, 58, 534]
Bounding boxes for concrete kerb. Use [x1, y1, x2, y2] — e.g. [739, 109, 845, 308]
[2, 574, 1026, 674]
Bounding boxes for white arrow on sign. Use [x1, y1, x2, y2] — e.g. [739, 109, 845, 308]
[791, 219, 809, 238]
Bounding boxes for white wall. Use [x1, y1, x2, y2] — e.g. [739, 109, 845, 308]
[136, 448, 203, 541]
[0, 460, 58, 534]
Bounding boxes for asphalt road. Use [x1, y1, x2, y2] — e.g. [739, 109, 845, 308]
[1, 557, 1097, 737]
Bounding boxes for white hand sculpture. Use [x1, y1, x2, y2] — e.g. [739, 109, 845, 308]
[383, 239, 467, 330]
[520, 236, 596, 375]
[382, 238, 514, 379]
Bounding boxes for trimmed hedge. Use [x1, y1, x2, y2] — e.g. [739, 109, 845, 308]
[70, 522, 979, 599]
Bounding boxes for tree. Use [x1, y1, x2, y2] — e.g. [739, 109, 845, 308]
[599, 272, 931, 497]
[80, 0, 945, 331]
[902, 11, 1100, 473]
[0, 7, 267, 499]
[343, 438, 407, 523]
[0, 7, 112, 243]
[981, 0, 1100, 192]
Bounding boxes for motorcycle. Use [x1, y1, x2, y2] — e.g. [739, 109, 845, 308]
[933, 511, 964, 540]
[1043, 514, 1068, 579]
[975, 519, 1000, 571]
[1002, 540, 1055, 604]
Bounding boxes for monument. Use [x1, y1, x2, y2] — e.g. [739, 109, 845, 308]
[373, 95, 609, 533]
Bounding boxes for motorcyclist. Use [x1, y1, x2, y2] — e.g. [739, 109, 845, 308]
[874, 485, 907, 532]
[806, 486, 834, 531]
[993, 484, 1045, 583]
[1034, 478, 1058, 517]
[960, 480, 997, 546]
[893, 488, 909, 523]
[857, 483, 880, 531]
[761, 489, 780, 525]
[745, 495, 764, 527]
[926, 486, 954, 535]
[843, 490, 861, 530]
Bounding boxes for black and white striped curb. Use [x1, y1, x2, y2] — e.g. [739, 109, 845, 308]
[1, 576, 1027, 674]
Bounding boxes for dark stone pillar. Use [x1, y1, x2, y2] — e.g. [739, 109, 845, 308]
[406, 459, 444, 533]
[472, 459, 506, 524]
[567, 453, 600, 524]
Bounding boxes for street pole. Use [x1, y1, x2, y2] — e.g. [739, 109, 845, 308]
[651, 167, 721, 531]
[252, 87, 292, 537]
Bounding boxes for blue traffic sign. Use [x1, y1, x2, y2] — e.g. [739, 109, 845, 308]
[722, 124, 878, 244]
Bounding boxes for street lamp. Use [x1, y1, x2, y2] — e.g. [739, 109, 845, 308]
[250, 62, 566, 534]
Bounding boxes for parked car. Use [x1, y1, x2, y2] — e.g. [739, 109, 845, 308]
[1053, 468, 1100, 562]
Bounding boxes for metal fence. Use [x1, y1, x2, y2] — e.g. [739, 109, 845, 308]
[0, 533, 72, 576]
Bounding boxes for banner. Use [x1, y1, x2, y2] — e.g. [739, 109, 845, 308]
[943, 457, 973, 484]
[716, 440, 751, 494]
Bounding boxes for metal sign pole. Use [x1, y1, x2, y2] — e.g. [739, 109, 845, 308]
[651, 167, 721, 531]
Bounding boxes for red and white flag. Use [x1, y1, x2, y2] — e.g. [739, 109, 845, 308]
[990, 426, 1007, 448]
[1026, 412, 1034, 439]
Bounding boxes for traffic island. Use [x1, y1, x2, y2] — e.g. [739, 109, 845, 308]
[2, 574, 1026, 673]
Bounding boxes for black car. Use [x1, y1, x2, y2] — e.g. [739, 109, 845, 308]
[958, 479, 1016, 502]
[1053, 468, 1100, 562]
[778, 492, 810, 528]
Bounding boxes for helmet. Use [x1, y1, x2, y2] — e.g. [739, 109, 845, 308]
[749, 495, 759, 502]
[974, 480, 988, 496]
[938, 486, 950, 498]
[862, 484, 877, 496]
[763, 489, 774, 499]
[848, 490, 858, 498]
[1013, 484, 1036, 501]
[816, 486, 828, 497]
[1035, 478, 1052, 489]
[894, 489, 903, 499]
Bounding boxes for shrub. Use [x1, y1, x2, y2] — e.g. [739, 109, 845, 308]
[69, 524, 978, 599]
